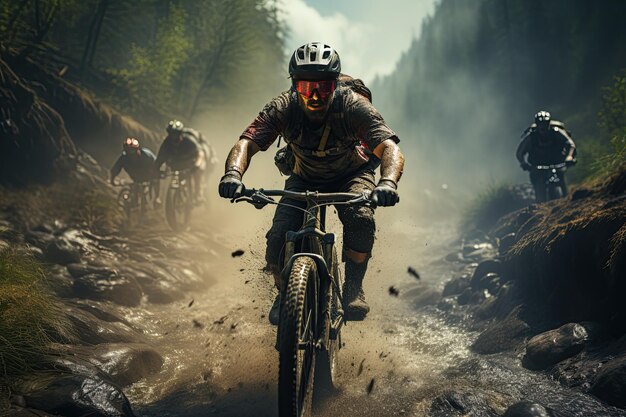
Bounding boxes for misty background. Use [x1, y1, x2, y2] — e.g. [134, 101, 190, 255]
[2, 0, 625, 205]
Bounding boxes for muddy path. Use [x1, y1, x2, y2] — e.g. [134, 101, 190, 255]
[120, 204, 625, 417]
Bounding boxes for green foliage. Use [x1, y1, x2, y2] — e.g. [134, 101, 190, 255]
[1, 0, 286, 125]
[110, 3, 192, 113]
[0, 247, 73, 379]
[461, 182, 530, 232]
[599, 70, 626, 139]
[373, 0, 626, 188]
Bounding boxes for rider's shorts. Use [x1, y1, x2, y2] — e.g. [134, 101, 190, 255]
[265, 167, 376, 272]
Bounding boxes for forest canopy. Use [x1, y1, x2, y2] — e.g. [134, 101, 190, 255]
[0, 0, 287, 127]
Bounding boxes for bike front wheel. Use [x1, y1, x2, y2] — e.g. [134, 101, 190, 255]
[314, 247, 342, 395]
[165, 184, 191, 231]
[278, 256, 318, 417]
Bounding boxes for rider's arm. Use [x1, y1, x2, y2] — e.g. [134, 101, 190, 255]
[516, 135, 531, 164]
[373, 139, 404, 186]
[110, 155, 123, 183]
[154, 139, 169, 171]
[223, 138, 261, 178]
[558, 129, 576, 160]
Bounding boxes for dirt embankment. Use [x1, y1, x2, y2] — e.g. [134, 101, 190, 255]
[1, 52, 162, 182]
[442, 167, 626, 410]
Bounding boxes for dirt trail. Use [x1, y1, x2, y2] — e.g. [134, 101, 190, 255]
[120, 202, 625, 417]
[120, 202, 464, 416]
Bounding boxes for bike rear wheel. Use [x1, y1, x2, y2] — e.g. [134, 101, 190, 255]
[278, 256, 318, 417]
[165, 184, 191, 231]
[547, 185, 563, 201]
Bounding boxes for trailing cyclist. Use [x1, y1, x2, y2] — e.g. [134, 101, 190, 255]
[218, 42, 405, 324]
[155, 120, 208, 203]
[110, 137, 161, 207]
[516, 111, 577, 202]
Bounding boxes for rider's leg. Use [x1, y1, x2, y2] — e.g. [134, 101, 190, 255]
[336, 169, 376, 320]
[265, 175, 309, 325]
[530, 172, 546, 203]
[558, 170, 568, 196]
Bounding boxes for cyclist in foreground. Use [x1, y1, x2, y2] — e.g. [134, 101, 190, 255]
[110, 137, 161, 207]
[218, 42, 405, 324]
[516, 110, 577, 202]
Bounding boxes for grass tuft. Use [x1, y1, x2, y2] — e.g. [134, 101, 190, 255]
[461, 182, 532, 233]
[0, 248, 73, 380]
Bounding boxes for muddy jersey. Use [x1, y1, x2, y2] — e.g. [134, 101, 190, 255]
[240, 86, 399, 182]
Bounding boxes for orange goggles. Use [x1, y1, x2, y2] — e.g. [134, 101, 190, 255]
[294, 80, 336, 100]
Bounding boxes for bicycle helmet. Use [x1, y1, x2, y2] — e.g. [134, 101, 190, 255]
[289, 42, 341, 80]
[123, 137, 140, 150]
[534, 111, 551, 125]
[167, 120, 184, 134]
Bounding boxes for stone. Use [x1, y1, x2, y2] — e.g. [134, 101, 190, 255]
[478, 272, 501, 294]
[73, 272, 143, 307]
[65, 305, 138, 344]
[429, 390, 499, 417]
[470, 259, 503, 289]
[24, 374, 135, 417]
[45, 237, 81, 265]
[503, 401, 551, 417]
[590, 354, 626, 407]
[67, 263, 117, 279]
[85, 343, 163, 386]
[498, 232, 516, 256]
[442, 275, 470, 297]
[471, 306, 531, 354]
[522, 323, 589, 370]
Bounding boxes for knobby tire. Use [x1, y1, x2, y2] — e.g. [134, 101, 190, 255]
[278, 256, 318, 417]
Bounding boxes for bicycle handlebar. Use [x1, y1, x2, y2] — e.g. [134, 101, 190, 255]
[235, 188, 372, 209]
[534, 162, 567, 170]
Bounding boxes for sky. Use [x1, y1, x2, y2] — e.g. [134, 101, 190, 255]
[280, 0, 438, 83]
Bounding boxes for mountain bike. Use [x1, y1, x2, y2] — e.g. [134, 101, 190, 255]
[163, 169, 193, 232]
[235, 188, 373, 417]
[533, 162, 568, 201]
[115, 180, 155, 228]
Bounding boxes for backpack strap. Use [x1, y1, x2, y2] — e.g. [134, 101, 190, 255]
[315, 123, 332, 155]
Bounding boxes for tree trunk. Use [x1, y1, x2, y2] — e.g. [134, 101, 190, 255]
[80, 0, 109, 75]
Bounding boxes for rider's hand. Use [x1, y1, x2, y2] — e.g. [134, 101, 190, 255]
[565, 156, 577, 167]
[110, 178, 116, 186]
[520, 162, 532, 171]
[218, 172, 245, 199]
[371, 179, 399, 207]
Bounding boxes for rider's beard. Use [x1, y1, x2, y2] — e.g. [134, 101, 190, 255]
[298, 92, 332, 125]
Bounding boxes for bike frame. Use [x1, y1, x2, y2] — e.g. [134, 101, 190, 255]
[237, 189, 369, 349]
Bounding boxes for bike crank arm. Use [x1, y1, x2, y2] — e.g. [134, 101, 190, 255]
[329, 316, 344, 340]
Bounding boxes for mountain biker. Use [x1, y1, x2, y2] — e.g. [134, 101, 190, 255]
[516, 111, 577, 202]
[218, 42, 405, 324]
[110, 137, 161, 206]
[155, 120, 207, 202]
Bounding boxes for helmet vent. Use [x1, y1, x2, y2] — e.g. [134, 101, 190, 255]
[298, 50, 305, 60]
[322, 50, 330, 59]
[310, 51, 317, 61]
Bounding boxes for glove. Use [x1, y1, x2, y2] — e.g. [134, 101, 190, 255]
[565, 157, 577, 167]
[218, 172, 245, 199]
[110, 178, 116, 186]
[520, 162, 532, 171]
[371, 179, 399, 207]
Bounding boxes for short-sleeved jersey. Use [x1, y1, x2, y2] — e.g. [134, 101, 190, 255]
[240, 86, 399, 182]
